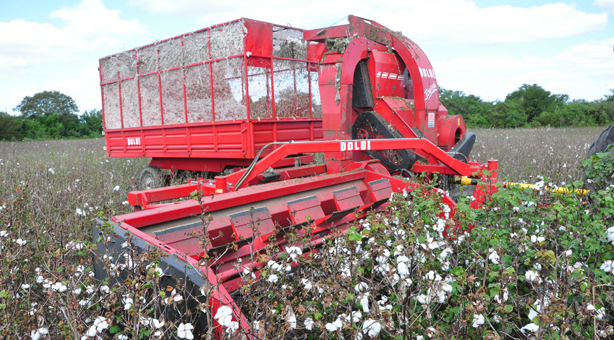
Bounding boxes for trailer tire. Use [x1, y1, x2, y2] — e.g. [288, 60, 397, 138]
[139, 166, 163, 191]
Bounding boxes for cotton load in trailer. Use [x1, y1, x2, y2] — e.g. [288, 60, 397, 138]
[99, 19, 323, 187]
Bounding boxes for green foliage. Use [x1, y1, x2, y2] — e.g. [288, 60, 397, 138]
[2, 92, 103, 141]
[441, 84, 614, 129]
[0, 111, 22, 141]
[14, 90, 79, 118]
[582, 149, 614, 192]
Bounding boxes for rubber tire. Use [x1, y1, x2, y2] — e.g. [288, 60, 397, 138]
[138, 166, 163, 191]
[587, 124, 614, 159]
[584, 124, 614, 197]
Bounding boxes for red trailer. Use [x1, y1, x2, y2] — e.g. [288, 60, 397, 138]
[100, 19, 323, 188]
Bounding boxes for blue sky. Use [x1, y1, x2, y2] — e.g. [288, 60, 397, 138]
[1, 0, 613, 114]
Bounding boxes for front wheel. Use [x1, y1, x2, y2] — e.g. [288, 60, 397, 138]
[138, 166, 163, 191]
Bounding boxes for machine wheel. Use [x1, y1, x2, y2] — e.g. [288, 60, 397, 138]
[352, 111, 416, 172]
[138, 166, 163, 191]
[584, 124, 614, 195]
[586, 124, 614, 159]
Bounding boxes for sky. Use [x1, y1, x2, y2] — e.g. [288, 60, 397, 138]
[1, 0, 613, 114]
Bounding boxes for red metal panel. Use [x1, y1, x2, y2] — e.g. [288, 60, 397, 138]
[333, 186, 364, 211]
[287, 195, 325, 224]
[244, 20, 273, 56]
[368, 178, 392, 202]
[230, 207, 276, 242]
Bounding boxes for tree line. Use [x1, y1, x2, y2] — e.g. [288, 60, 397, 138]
[3, 85, 613, 141]
[0, 91, 103, 141]
[440, 84, 614, 128]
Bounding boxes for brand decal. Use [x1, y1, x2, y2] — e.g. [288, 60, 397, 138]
[419, 67, 436, 78]
[428, 112, 435, 128]
[424, 83, 437, 101]
[340, 140, 371, 152]
[127, 137, 141, 146]
[376, 72, 402, 80]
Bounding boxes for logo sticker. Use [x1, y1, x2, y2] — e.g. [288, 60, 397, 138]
[428, 112, 435, 128]
[340, 141, 371, 152]
[127, 137, 141, 146]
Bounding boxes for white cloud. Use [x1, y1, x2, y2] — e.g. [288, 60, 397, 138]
[594, 0, 614, 13]
[0, 0, 147, 112]
[0, 0, 145, 61]
[434, 36, 614, 101]
[128, 0, 607, 45]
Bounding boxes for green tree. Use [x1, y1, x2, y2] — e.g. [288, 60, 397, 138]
[505, 84, 561, 123]
[0, 111, 22, 141]
[14, 91, 79, 118]
[439, 87, 492, 127]
[81, 109, 103, 136]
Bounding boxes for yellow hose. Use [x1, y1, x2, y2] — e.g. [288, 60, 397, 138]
[504, 182, 589, 196]
[454, 176, 589, 196]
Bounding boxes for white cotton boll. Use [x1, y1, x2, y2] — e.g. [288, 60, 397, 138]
[396, 255, 409, 263]
[267, 274, 279, 283]
[472, 314, 485, 328]
[362, 319, 381, 338]
[302, 279, 312, 290]
[325, 322, 338, 332]
[355, 282, 369, 293]
[113, 185, 120, 191]
[417, 294, 430, 304]
[87, 325, 97, 337]
[525, 270, 540, 283]
[304, 318, 314, 330]
[267, 260, 281, 272]
[151, 319, 163, 329]
[94, 316, 109, 332]
[565, 249, 573, 257]
[352, 311, 362, 322]
[425, 271, 436, 280]
[600, 260, 613, 273]
[521, 323, 540, 333]
[398, 262, 410, 278]
[359, 293, 370, 313]
[537, 236, 545, 242]
[488, 250, 500, 265]
[123, 297, 133, 310]
[214, 306, 234, 328]
[439, 248, 453, 261]
[531, 235, 537, 243]
[31, 329, 42, 340]
[177, 322, 194, 339]
[286, 246, 303, 260]
[441, 282, 453, 293]
[533, 263, 542, 271]
[286, 310, 297, 330]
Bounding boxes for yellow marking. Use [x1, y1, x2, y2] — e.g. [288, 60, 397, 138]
[215, 189, 223, 194]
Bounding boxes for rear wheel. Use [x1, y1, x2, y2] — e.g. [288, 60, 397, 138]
[584, 124, 614, 195]
[139, 166, 163, 191]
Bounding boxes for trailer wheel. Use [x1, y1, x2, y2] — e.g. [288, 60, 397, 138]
[139, 166, 163, 191]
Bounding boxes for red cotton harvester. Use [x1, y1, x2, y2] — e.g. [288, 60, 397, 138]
[93, 16, 500, 338]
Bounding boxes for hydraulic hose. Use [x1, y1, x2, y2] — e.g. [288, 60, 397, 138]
[234, 141, 285, 191]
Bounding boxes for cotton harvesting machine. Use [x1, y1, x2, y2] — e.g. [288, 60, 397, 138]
[94, 15, 503, 338]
